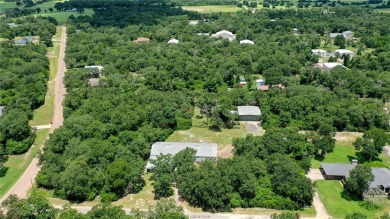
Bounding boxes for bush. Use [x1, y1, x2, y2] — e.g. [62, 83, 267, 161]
[176, 116, 192, 130]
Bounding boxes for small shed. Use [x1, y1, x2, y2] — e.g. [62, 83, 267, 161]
[84, 65, 104, 77]
[0, 106, 5, 117]
[168, 39, 179, 44]
[240, 39, 255, 45]
[133, 37, 150, 43]
[255, 79, 265, 86]
[237, 106, 261, 121]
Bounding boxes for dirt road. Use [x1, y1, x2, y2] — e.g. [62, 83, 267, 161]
[0, 26, 67, 203]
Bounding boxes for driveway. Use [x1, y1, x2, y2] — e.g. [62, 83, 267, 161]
[244, 122, 264, 136]
[306, 168, 325, 181]
[383, 146, 390, 158]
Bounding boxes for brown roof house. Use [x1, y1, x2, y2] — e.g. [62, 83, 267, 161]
[133, 37, 150, 43]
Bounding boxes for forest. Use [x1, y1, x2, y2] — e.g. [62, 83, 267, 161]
[29, 1, 390, 213]
[0, 17, 56, 177]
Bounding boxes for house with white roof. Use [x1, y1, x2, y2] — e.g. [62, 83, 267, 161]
[329, 31, 354, 39]
[237, 106, 261, 121]
[312, 49, 331, 58]
[146, 142, 218, 170]
[211, 30, 236, 41]
[334, 49, 355, 58]
[315, 62, 346, 72]
[168, 39, 179, 44]
[240, 39, 255, 45]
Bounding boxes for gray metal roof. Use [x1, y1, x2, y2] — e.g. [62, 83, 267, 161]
[0, 106, 4, 116]
[237, 106, 261, 116]
[322, 163, 390, 188]
[321, 163, 357, 178]
[371, 168, 390, 189]
[150, 142, 217, 158]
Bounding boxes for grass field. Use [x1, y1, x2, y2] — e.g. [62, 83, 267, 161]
[317, 180, 390, 218]
[38, 9, 94, 23]
[311, 135, 390, 169]
[375, 8, 390, 13]
[0, 129, 49, 198]
[29, 26, 62, 126]
[166, 108, 247, 150]
[0, 1, 19, 13]
[182, 5, 242, 13]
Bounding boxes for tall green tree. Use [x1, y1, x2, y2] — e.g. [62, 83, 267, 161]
[345, 165, 374, 198]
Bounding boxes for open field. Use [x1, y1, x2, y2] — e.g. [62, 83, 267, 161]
[166, 108, 247, 150]
[29, 26, 62, 126]
[0, 1, 18, 13]
[316, 180, 390, 218]
[375, 8, 390, 13]
[311, 132, 390, 168]
[182, 5, 242, 13]
[38, 9, 94, 23]
[0, 129, 49, 198]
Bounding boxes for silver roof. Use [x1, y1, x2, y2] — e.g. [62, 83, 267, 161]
[150, 142, 217, 158]
[0, 106, 4, 116]
[237, 106, 261, 116]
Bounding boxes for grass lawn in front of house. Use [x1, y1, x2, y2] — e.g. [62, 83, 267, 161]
[316, 180, 390, 218]
[37, 9, 94, 23]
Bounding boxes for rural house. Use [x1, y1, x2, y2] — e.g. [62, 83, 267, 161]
[329, 31, 354, 39]
[321, 161, 390, 194]
[133, 37, 150, 43]
[211, 30, 236, 41]
[311, 49, 331, 58]
[315, 62, 346, 72]
[84, 65, 104, 77]
[146, 142, 217, 170]
[334, 49, 355, 58]
[237, 106, 261, 121]
[14, 36, 38, 46]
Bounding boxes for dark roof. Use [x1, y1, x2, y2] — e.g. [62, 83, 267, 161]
[321, 163, 390, 189]
[321, 163, 357, 178]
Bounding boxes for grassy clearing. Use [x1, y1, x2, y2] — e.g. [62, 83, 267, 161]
[166, 108, 247, 150]
[37, 9, 94, 23]
[311, 132, 390, 169]
[29, 26, 62, 126]
[0, 1, 18, 13]
[375, 8, 390, 13]
[114, 173, 157, 209]
[0, 129, 49, 198]
[316, 180, 390, 218]
[182, 5, 242, 13]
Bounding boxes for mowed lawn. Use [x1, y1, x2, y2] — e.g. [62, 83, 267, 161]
[38, 9, 94, 23]
[0, 129, 49, 198]
[0, 1, 18, 13]
[317, 180, 390, 218]
[166, 108, 247, 150]
[182, 5, 242, 13]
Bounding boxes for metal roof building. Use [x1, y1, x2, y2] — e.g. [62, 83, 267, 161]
[146, 142, 217, 170]
[321, 162, 390, 191]
[237, 106, 261, 121]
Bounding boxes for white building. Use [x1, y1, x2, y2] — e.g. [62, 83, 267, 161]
[255, 79, 265, 86]
[334, 49, 355, 58]
[240, 39, 255, 45]
[237, 106, 261, 121]
[168, 39, 179, 44]
[146, 142, 218, 170]
[188, 20, 199, 26]
[317, 62, 346, 72]
[311, 49, 331, 58]
[211, 30, 236, 41]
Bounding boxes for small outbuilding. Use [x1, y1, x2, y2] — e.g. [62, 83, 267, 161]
[237, 106, 261, 121]
[240, 39, 255, 45]
[168, 39, 179, 44]
[133, 37, 150, 43]
[0, 106, 5, 117]
[84, 65, 104, 77]
[211, 30, 236, 41]
[255, 79, 265, 86]
[315, 62, 346, 72]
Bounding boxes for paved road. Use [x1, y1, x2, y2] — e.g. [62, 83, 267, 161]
[0, 26, 67, 203]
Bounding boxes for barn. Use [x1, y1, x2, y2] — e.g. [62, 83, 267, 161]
[237, 106, 261, 121]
